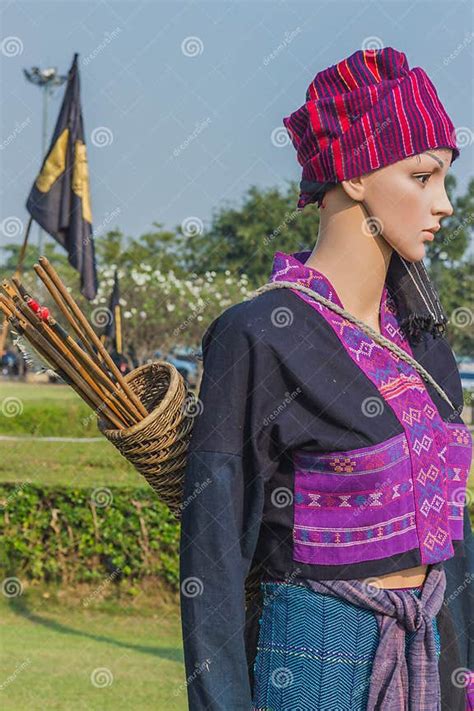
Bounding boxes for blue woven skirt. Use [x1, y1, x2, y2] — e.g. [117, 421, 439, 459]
[251, 580, 441, 711]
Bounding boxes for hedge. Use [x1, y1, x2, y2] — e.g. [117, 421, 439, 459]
[0, 484, 180, 589]
[1, 483, 473, 591]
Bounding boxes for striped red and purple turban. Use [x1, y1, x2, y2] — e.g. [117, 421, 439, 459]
[283, 47, 460, 209]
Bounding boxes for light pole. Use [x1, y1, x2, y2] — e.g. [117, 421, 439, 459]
[23, 66, 67, 258]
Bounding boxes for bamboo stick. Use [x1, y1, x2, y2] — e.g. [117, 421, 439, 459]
[0, 215, 33, 357]
[30, 266, 105, 368]
[0, 307, 64, 377]
[0, 306, 100, 414]
[1, 281, 21, 302]
[8, 278, 136, 426]
[12, 296, 131, 428]
[36, 258, 148, 419]
[0, 294, 14, 318]
[45, 316, 136, 427]
[24, 323, 121, 427]
[0, 296, 124, 429]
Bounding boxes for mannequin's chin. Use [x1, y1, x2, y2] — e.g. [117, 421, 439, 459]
[383, 236, 427, 263]
[392, 245, 427, 263]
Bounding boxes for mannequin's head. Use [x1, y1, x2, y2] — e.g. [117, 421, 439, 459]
[321, 147, 454, 262]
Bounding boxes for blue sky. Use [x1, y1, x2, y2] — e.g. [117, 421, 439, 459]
[1, 0, 473, 261]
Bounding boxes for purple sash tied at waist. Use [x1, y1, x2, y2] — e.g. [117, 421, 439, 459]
[300, 562, 447, 711]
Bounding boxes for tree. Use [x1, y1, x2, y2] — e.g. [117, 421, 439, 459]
[426, 175, 473, 354]
[175, 181, 321, 284]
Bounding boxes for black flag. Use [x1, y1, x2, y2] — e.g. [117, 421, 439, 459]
[26, 53, 98, 300]
[101, 269, 122, 354]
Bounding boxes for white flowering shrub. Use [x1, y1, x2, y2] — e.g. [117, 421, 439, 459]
[17, 265, 252, 364]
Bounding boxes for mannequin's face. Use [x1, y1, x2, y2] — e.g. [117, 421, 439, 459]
[341, 148, 454, 261]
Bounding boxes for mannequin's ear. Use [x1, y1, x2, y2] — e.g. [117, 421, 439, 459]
[340, 175, 366, 202]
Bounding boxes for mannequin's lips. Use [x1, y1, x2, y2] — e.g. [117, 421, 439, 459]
[422, 231, 435, 241]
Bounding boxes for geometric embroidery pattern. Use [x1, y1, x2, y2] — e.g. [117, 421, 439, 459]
[271, 251, 473, 567]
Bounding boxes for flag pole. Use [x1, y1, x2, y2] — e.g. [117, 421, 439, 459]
[0, 215, 34, 357]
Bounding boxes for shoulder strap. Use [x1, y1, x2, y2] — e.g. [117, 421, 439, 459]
[248, 280, 455, 411]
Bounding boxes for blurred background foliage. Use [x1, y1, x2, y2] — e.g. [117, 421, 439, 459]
[1, 175, 472, 358]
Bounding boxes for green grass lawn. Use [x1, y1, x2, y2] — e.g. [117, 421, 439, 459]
[0, 380, 148, 487]
[0, 380, 101, 437]
[0, 380, 80, 402]
[0, 589, 187, 710]
[0, 438, 144, 487]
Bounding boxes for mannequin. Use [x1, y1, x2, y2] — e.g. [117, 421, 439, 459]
[303, 147, 454, 590]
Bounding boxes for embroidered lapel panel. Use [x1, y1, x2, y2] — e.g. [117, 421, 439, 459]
[270, 250, 470, 565]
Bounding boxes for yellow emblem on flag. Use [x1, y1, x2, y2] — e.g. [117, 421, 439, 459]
[35, 128, 68, 192]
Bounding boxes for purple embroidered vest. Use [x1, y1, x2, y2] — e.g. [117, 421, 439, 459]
[270, 250, 472, 568]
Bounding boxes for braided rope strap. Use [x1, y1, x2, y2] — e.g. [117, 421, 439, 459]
[247, 280, 455, 411]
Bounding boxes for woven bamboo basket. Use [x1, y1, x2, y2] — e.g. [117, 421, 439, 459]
[97, 360, 195, 518]
[97, 359, 263, 610]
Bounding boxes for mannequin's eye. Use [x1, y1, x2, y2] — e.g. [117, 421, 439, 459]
[414, 174, 431, 185]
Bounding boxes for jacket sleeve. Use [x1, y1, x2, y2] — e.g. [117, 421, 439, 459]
[178, 308, 275, 710]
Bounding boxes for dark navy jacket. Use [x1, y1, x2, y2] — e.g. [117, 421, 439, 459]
[179, 251, 473, 710]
